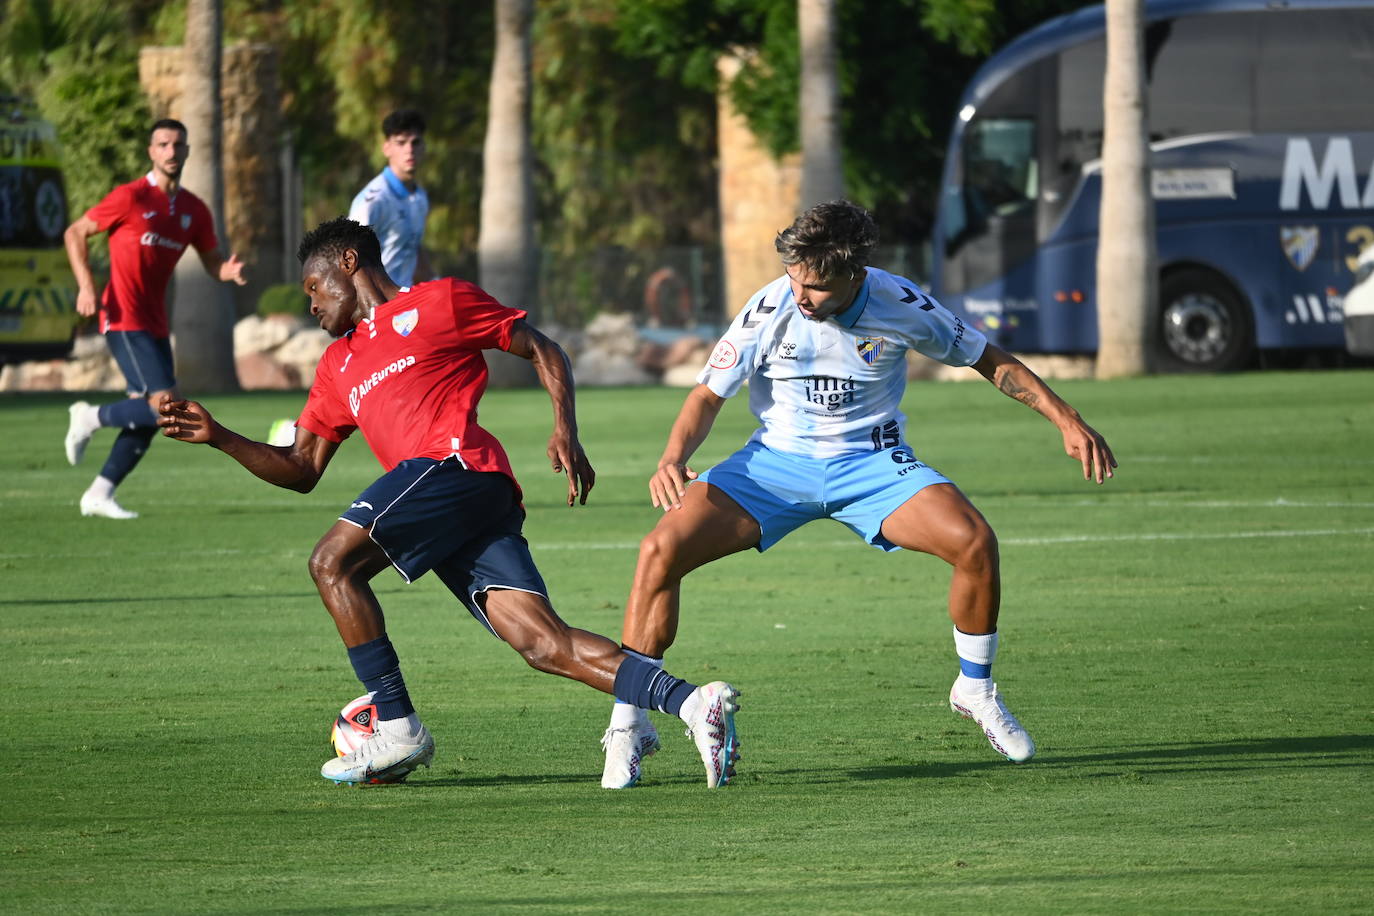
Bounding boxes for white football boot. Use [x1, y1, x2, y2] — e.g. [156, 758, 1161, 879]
[321, 724, 435, 785]
[80, 491, 138, 520]
[949, 679, 1036, 762]
[600, 716, 660, 789]
[683, 681, 740, 788]
[65, 401, 95, 466]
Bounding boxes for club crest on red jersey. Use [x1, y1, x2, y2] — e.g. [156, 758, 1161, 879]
[392, 308, 419, 337]
[856, 337, 885, 365]
[180, 213, 191, 231]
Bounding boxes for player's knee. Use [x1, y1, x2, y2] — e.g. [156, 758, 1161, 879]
[636, 528, 684, 581]
[308, 538, 350, 589]
[957, 518, 999, 575]
[511, 625, 571, 674]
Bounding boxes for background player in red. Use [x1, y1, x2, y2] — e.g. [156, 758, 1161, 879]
[155, 218, 741, 787]
[62, 118, 247, 519]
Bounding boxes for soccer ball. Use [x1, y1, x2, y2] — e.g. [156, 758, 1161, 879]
[267, 418, 297, 447]
[330, 693, 377, 757]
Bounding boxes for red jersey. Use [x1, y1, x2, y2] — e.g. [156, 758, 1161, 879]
[296, 278, 527, 491]
[85, 175, 217, 338]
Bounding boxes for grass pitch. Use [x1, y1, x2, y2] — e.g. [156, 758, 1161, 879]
[2, 371, 1371, 913]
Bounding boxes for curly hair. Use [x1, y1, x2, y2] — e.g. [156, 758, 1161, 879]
[296, 217, 384, 269]
[774, 200, 879, 281]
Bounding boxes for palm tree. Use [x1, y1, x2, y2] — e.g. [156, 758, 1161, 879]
[479, 0, 537, 387]
[798, 0, 844, 207]
[172, 0, 239, 392]
[1095, 0, 1155, 377]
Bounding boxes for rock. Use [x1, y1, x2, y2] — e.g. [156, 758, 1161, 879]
[663, 335, 712, 368]
[272, 327, 333, 387]
[233, 314, 298, 355]
[662, 362, 704, 388]
[236, 351, 300, 390]
[573, 351, 654, 386]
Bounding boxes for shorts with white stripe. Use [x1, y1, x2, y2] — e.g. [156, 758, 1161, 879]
[340, 456, 548, 638]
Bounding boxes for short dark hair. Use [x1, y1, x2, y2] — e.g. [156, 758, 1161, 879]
[150, 118, 187, 141]
[381, 109, 426, 138]
[297, 217, 384, 269]
[774, 200, 879, 281]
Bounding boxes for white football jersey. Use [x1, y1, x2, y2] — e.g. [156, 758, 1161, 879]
[698, 267, 987, 458]
[349, 168, 429, 287]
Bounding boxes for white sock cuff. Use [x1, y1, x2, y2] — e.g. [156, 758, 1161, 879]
[953, 627, 998, 666]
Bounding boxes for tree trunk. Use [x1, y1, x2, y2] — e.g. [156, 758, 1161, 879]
[798, 0, 845, 208]
[479, 0, 537, 387]
[1095, 0, 1155, 378]
[172, 0, 239, 392]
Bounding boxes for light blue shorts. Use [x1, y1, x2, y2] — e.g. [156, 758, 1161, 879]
[698, 440, 953, 553]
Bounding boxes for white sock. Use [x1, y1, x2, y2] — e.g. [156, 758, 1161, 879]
[955, 673, 995, 700]
[85, 476, 115, 501]
[677, 688, 702, 724]
[376, 713, 423, 741]
[610, 701, 647, 728]
[952, 627, 999, 667]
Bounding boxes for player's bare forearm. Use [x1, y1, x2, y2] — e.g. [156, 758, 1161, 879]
[157, 397, 330, 492]
[651, 384, 725, 510]
[974, 345, 1073, 423]
[973, 345, 1117, 483]
[509, 321, 596, 505]
[661, 385, 723, 467]
[63, 218, 100, 315]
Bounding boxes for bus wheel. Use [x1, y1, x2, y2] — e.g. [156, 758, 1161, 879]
[1155, 269, 1253, 372]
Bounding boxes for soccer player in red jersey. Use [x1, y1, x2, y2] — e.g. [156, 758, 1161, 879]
[155, 218, 741, 787]
[62, 119, 247, 519]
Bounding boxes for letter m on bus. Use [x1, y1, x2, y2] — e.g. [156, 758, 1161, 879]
[1280, 137, 1374, 211]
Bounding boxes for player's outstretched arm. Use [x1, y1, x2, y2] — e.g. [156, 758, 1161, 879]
[156, 396, 338, 492]
[506, 320, 595, 506]
[650, 384, 727, 511]
[197, 248, 248, 286]
[973, 344, 1117, 484]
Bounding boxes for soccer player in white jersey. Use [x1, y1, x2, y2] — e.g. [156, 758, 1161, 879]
[600, 200, 1116, 788]
[348, 109, 431, 286]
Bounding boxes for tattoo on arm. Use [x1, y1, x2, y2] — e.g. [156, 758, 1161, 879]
[997, 370, 1040, 410]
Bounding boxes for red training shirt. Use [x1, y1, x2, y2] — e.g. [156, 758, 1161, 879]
[296, 278, 526, 493]
[84, 175, 217, 338]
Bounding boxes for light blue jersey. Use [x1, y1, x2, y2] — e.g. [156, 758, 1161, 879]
[349, 167, 429, 287]
[698, 267, 987, 459]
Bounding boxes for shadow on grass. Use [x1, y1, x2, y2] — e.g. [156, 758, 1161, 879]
[842, 733, 1374, 782]
[370, 735, 1373, 790]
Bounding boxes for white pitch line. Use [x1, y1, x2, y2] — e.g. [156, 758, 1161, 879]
[1, 527, 1371, 564]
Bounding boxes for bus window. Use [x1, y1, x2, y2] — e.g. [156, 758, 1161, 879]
[1256, 10, 1374, 130]
[1056, 37, 1105, 201]
[966, 119, 1037, 220]
[1148, 14, 1255, 141]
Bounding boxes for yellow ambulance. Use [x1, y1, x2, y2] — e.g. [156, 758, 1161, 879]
[0, 96, 78, 362]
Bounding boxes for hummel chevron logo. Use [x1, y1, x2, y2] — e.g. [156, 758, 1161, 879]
[741, 296, 777, 328]
[900, 286, 935, 311]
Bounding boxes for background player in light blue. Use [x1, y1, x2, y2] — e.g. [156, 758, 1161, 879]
[348, 109, 431, 286]
[599, 200, 1116, 788]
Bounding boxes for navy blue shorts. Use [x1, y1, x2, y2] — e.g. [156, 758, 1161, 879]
[340, 457, 548, 638]
[106, 330, 176, 395]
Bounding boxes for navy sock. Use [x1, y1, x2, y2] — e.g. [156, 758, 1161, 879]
[613, 653, 697, 716]
[346, 635, 415, 720]
[98, 427, 156, 486]
[98, 399, 157, 429]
